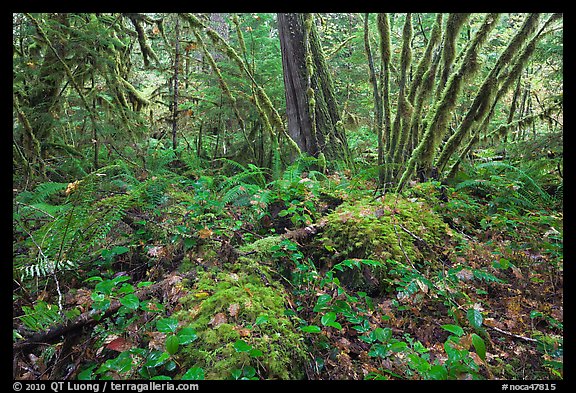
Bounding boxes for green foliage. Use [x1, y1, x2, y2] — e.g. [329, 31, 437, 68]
[454, 161, 555, 213]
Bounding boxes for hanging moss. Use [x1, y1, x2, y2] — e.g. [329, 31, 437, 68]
[434, 13, 471, 101]
[435, 14, 541, 174]
[397, 13, 500, 192]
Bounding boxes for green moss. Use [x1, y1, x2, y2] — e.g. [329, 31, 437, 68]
[174, 260, 306, 380]
[238, 235, 282, 259]
[318, 194, 455, 292]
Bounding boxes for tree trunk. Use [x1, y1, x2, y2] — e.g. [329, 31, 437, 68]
[278, 13, 318, 157]
[278, 13, 350, 163]
[172, 17, 180, 150]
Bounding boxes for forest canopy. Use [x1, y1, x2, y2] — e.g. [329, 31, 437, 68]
[13, 13, 562, 382]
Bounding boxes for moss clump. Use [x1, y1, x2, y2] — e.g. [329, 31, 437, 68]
[174, 257, 306, 379]
[318, 194, 455, 293]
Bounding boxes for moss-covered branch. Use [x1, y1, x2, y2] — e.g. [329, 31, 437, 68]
[435, 13, 541, 174]
[396, 13, 500, 192]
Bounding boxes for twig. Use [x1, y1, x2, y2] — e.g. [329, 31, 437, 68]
[488, 325, 538, 343]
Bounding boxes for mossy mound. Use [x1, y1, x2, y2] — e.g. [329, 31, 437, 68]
[174, 257, 307, 379]
[318, 194, 456, 293]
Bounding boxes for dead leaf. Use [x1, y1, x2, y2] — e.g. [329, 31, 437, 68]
[209, 312, 227, 327]
[456, 269, 474, 281]
[147, 331, 167, 351]
[228, 303, 240, 318]
[106, 337, 132, 352]
[198, 227, 213, 239]
[234, 326, 251, 337]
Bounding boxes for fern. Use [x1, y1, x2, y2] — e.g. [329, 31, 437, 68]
[455, 161, 553, 211]
[19, 301, 62, 332]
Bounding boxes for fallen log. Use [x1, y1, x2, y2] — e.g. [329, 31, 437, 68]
[13, 272, 186, 352]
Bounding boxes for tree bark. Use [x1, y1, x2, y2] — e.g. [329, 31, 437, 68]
[278, 13, 318, 157]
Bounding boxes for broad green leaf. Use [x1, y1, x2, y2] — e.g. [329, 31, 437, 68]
[111, 246, 130, 255]
[243, 366, 256, 377]
[249, 348, 263, 357]
[321, 312, 336, 326]
[150, 376, 172, 380]
[119, 294, 139, 310]
[427, 364, 448, 380]
[177, 327, 198, 345]
[165, 334, 179, 355]
[112, 275, 131, 285]
[300, 325, 322, 333]
[255, 315, 269, 325]
[327, 321, 342, 330]
[467, 308, 483, 329]
[156, 317, 179, 333]
[313, 294, 332, 312]
[389, 341, 408, 352]
[373, 327, 392, 343]
[137, 281, 154, 288]
[144, 351, 170, 368]
[233, 339, 252, 352]
[95, 280, 115, 295]
[471, 333, 486, 361]
[441, 324, 464, 337]
[118, 283, 135, 295]
[231, 369, 242, 379]
[182, 367, 204, 380]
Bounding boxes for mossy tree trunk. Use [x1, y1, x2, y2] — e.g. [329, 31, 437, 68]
[363, 13, 384, 186]
[278, 13, 350, 164]
[396, 13, 501, 192]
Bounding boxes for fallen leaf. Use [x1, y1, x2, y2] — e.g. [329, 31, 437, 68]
[106, 337, 132, 352]
[228, 303, 240, 318]
[198, 227, 213, 239]
[209, 312, 227, 327]
[234, 326, 251, 337]
[147, 331, 167, 351]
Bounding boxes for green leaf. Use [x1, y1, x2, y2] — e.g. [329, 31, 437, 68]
[182, 367, 204, 380]
[255, 314, 269, 325]
[95, 280, 115, 295]
[118, 283, 135, 295]
[112, 275, 131, 285]
[231, 369, 242, 379]
[137, 281, 154, 288]
[313, 294, 332, 312]
[427, 364, 448, 380]
[233, 339, 252, 352]
[389, 341, 408, 352]
[165, 334, 179, 355]
[467, 308, 483, 329]
[368, 343, 388, 358]
[321, 312, 336, 326]
[144, 351, 170, 368]
[156, 318, 179, 333]
[249, 348, 263, 357]
[177, 327, 198, 345]
[111, 246, 130, 255]
[471, 333, 486, 361]
[300, 325, 322, 333]
[119, 294, 139, 310]
[373, 327, 392, 343]
[243, 366, 256, 377]
[441, 324, 464, 337]
[150, 376, 172, 380]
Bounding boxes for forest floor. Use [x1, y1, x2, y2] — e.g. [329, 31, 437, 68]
[13, 160, 563, 381]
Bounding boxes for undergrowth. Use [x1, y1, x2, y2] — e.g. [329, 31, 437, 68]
[13, 146, 563, 381]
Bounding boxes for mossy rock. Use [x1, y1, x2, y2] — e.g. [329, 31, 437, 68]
[318, 194, 455, 293]
[174, 257, 306, 379]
